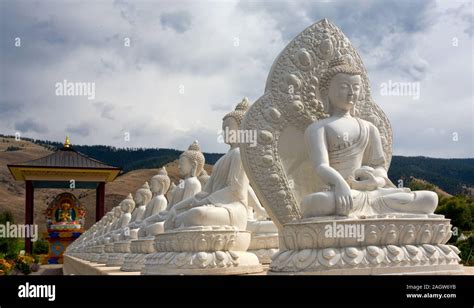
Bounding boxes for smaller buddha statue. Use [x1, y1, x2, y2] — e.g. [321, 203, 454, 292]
[126, 182, 153, 229]
[133, 168, 171, 238]
[120, 168, 173, 271]
[164, 98, 251, 231]
[104, 195, 135, 243]
[146, 168, 171, 216]
[168, 140, 205, 207]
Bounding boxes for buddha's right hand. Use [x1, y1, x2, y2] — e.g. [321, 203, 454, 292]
[335, 181, 353, 216]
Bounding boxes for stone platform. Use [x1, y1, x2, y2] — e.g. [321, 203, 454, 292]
[270, 217, 464, 275]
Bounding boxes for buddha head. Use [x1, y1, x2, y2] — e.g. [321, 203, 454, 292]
[106, 212, 114, 223]
[113, 205, 122, 218]
[222, 97, 250, 146]
[134, 182, 152, 206]
[319, 55, 362, 115]
[121, 193, 136, 213]
[179, 140, 205, 178]
[150, 167, 171, 195]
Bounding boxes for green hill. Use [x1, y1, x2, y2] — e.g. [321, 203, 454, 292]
[2, 134, 473, 195]
[388, 156, 474, 195]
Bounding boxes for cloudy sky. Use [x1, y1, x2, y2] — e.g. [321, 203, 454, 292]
[0, 0, 472, 157]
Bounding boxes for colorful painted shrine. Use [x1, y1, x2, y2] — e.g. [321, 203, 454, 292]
[44, 192, 85, 264]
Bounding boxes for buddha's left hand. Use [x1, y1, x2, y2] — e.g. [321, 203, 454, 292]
[193, 197, 210, 207]
[348, 172, 384, 191]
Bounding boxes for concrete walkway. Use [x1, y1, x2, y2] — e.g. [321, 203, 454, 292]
[31, 264, 63, 275]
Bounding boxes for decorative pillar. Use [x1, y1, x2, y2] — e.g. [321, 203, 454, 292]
[96, 182, 105, 222]
[25, 180, 34, 254]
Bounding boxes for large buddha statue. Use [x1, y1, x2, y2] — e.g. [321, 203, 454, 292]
[164, 99, 251, 231]
[301, 56, 438, 218]
[239, 19, 461, 274]
[167, 141, 204, 207]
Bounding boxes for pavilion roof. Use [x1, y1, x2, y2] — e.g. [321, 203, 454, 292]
[8, 137, 121, 183]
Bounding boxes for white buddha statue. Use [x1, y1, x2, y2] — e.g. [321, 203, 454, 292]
[113, 182, 152, 241]
[128, 182, 152, 227]
[135, 168, 171, 238]
[147, 168, 170, 215]
[142, 99, 262, 275]
[120, 167, 172, 271]
[103, 212, 116, 235]
[106, 195, 135, 243]
[87, 206, 120, 249]
[131, 149, 204, 236]
[167, 141, 205, 207]
[164, 98, 251, 231]
[301, 56, 438, 218]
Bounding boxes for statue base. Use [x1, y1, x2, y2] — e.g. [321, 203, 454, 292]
[270, 217, 463, 275]
[248, 233, 279, 264]
[121, 237, 155, 272]
[121, 253, 148, 272]
[88, 245, 105, 263]
[104, 240, 131, 267]
[97, 253, 110, 264]
[106, 253, 125, 267]
[246, 220, 279, 264]
[142, 226, 263, 275]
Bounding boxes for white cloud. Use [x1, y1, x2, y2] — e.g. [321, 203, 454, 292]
[0, 0, 472, 157]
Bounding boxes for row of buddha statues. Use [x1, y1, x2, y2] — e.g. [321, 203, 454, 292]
[66, 19, 461, 275]
[67, 98, 278, 273]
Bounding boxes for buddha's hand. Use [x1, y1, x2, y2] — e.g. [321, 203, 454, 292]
[335, 181, 353, 216]
[192, 196, 210, 207]
[349, 168, 385, 191]
[194, 191, 209, 200]
[164, 208, 176, 230]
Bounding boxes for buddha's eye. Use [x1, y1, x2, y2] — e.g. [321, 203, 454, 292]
[341, 84, 349, 88]
[353, 85, 361, 91]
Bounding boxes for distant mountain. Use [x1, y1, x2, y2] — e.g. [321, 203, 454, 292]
[0, 134, 224, 173]
[388, 156, 474, 195]
[1, 134, 473, 195]
[0, 136, 214, 233]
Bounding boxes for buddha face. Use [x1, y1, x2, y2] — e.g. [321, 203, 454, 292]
[150, 178, 163, 194]
[107, 213, 114, 222]
[114, 207, 121, 218]
[328, 73, 361, 113]
[121, 199, 134, 213]
[222, 117, 239, 145]
[134, 191, 144, 204]
[178, 155, 194, 178]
